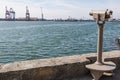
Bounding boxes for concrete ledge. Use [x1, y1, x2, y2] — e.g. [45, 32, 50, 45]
[0, 50, 120, 80]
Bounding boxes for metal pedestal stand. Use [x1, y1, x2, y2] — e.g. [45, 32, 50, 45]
[86, 10, 116, 80]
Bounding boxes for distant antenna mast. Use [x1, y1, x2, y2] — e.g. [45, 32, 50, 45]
[5, 6, 7, 12]
[41, 7, 44, 20]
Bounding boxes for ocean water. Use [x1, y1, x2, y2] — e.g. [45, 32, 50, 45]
[0, 21, 119, 63]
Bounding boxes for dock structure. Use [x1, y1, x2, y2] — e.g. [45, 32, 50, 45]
[5, 6, 15, 20]
[26, 6, 30, 21]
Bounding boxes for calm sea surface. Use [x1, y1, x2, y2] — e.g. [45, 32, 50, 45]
[0, 21, 119, 63]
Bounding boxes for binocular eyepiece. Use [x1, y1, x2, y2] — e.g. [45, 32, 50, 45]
[89, 9, 113, 24]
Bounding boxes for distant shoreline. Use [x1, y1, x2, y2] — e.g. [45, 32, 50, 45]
[0, 18, 119, 22]
[0, 18, 95, 22]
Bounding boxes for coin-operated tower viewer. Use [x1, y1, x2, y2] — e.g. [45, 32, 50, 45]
[86, 9, 116, 80]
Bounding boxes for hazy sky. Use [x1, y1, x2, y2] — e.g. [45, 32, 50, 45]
[0, 0, 120, 19]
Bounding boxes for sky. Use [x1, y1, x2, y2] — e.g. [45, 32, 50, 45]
[0, 0, 120, 19]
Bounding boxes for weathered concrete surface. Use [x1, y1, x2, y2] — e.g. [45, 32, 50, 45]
[66, 57, 120, 80]
[0, 50, 120, 80]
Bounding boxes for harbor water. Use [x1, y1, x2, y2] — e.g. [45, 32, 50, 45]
[0, 21, 119, 63]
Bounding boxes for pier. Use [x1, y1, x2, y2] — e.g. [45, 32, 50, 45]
[0, 50, 119, 80]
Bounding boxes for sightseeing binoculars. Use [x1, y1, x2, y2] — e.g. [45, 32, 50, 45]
[89, 9, 113, 24]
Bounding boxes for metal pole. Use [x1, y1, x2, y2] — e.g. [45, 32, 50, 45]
[96, 24, 104, 65]
[41, 7, 43, 20]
